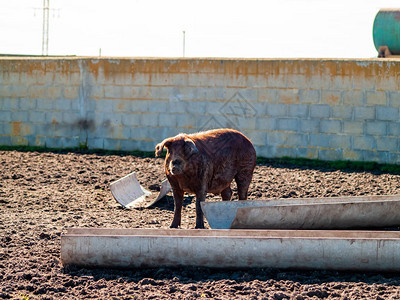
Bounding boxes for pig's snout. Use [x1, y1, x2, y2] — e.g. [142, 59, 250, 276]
[169, 159, 183, 175]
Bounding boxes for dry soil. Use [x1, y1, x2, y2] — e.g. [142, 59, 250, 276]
[2, 150, 400, 299]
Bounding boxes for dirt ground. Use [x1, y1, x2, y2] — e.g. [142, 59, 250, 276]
[2, 150, 400, 299]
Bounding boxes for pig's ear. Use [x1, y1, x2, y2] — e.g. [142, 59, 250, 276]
[184, 138, 198, 156]
[155, 138, 172, 157]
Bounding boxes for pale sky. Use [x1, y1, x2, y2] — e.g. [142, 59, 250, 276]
[0, 0, 399, 58]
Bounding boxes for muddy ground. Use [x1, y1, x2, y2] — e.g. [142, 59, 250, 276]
[2, 150, 400, 299]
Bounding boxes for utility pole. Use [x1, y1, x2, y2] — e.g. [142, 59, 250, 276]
[42, 0, 50, 56]
[183, 31, 186, 57]
[35, 0, 59, 56]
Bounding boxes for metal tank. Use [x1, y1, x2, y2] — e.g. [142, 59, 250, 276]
[373, 9, 400, 55]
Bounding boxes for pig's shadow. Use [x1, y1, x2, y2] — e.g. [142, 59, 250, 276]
[148, 195, 194, 212]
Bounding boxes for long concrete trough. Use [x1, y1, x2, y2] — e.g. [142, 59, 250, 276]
[201, 195, 400, 229]
[61, 228, 400, 272]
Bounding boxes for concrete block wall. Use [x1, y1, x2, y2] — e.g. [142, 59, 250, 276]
[1, 57, 400, 164]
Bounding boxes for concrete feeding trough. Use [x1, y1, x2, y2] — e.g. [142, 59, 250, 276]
[201, 195, 400, 229]
[110, 172, 171, 208]
[61, 228, 400, 272]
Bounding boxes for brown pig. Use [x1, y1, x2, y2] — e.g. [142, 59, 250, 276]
[155, 128, 256, 229]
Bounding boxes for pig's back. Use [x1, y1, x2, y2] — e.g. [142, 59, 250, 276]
[190, 129, 255, 162]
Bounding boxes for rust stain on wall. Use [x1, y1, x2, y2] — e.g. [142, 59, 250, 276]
[325, 92, 341, 105]
[12, 122, 31, 137]
[4, 57, 399, 88]
[12, 121, 21, 136]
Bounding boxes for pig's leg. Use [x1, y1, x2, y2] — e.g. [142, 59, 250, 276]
[170, 188, 184, 228]
[221, 186, 232, 201]
[195, 189, 207, 229]
[235, 174, 252, 200]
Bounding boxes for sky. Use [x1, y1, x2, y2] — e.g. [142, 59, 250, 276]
[0, 0, 399, 58]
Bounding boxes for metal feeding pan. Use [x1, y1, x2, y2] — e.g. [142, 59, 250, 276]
[201, 195, 400, 229]
[61, 228, 400, 272]
[110, 172, 171, 208]
[147, 179, 171, 208]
